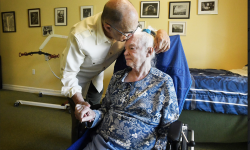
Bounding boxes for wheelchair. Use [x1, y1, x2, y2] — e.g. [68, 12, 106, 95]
[67, 35, 195, 150]
[67, 104, 195, 150]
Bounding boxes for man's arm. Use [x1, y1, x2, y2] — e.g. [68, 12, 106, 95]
[73, 92, 91, 121]
[146, 26, 170, 53]
[61, 33, 85, 98]
[154, 29, 170, 54]
[72, 92, 89, 106]
[61, 33, 91, 121]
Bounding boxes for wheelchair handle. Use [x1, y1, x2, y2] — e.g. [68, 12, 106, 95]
[187, 130, 195, 147]
[181, 129, 195, 147]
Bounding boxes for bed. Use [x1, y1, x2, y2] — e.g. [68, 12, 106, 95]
[179, 66, 248, 143]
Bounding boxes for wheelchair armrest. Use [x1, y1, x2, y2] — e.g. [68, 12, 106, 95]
[167, 120, 183, 142]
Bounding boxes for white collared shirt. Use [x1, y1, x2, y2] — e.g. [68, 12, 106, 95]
[60, 12, 125, 98]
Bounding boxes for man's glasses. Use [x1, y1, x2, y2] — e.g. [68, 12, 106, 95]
[105, 22, 139, 39]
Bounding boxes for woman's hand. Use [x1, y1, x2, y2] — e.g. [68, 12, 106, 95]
[75, 104, 96, 123]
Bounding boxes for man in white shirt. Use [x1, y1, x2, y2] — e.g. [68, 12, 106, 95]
[61, 0, 171, 143]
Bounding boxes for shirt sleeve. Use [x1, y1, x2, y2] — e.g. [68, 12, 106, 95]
[60, 33, 86, 98]
[153, 77, 179, 150]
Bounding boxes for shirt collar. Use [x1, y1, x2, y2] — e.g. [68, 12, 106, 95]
[121, 72, 129, 82]
[96, 13, 113, 45]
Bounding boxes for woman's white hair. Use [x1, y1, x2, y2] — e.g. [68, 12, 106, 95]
[133, 32, 156, 66]
[135, 32, 154, 49]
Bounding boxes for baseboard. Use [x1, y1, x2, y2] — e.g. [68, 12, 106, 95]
[3, 84, 65, 97]
[3, 84, 106, 98]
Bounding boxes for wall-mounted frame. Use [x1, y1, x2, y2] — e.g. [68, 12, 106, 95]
[1, 11, 16, 32]
[55, 7, 67, 26]
[140, 1, 160, 18]
[169, 21, 187, 36]
[42, 25, 54, 36]
[80, 6, 93, 20]
[138, 21, 146, 29]
[198, 0, 218, 14]
[169, 1, 191, 19]
[28, 8, 41, 27]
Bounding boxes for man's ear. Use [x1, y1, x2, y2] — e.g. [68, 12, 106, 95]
[146, 47, 154, 57]
[103, 22, 112, 33]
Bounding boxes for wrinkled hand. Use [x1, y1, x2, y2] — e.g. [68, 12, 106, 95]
[75, 104, 96, 123]
[75, 101, 91, 122]
[154, 29, 170, 54]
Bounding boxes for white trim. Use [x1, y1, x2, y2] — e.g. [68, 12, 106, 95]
[3, 84, 65, 97]
[186, 99, 248, 107]
[189, 88, 248, 96]
[16, 100, 70, 109]
[3, 84, 106, 99]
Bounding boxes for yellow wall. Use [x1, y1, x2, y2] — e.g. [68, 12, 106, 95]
[0, 0, 247, 95]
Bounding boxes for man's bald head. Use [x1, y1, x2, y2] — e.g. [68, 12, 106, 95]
[101, 0, 138, 30]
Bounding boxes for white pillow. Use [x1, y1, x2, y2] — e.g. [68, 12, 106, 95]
[242, 66, 248, 71]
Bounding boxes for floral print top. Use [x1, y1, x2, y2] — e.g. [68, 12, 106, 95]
[90, 67, 179, 150]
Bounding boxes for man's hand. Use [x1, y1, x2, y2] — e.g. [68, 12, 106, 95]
[72, 92, 93, 122]
[154, 29, 170, 54]
[72, 92, 91, 107]
[75, 104, 96, 123]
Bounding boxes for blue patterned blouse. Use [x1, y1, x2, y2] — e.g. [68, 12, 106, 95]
[89, 67, 179, 150]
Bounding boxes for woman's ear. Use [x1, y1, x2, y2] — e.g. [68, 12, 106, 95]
[146, 47, 154, 57]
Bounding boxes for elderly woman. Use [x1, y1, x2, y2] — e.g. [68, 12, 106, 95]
[76, 32, 179, 150]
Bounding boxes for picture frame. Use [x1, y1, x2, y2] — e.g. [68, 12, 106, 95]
[1, 11, 16, 32]
[28, 8, 41, 27]
[55, 7, 67, 26]
[169, 21, 187, 36]
[198, 0, 218, 14]
[42, 25, 54, 36]
[140, 1, 160, 18]
[138, 21, 146, 29]
[169, 1, 191, 19]
[80, 6, 93, 20]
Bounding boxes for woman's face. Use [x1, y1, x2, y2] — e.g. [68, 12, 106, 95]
[124, 36, 148, 69]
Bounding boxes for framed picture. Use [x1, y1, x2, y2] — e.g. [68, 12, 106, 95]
[42, 25, 54, 36]
[169, 1, 191, 19]
[169, 21, 187, 36]
[198, 0, 218, 14]
[138, 21, 146, 29]
[140, 1, 160, 18]
[28, 8, 41, 27]
[55, 7, 67, 26]
[1, 11, 16, 32]
[80, 6, 93, 20]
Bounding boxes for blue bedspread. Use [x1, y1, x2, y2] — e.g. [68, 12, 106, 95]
[183, 69, 248, 115]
